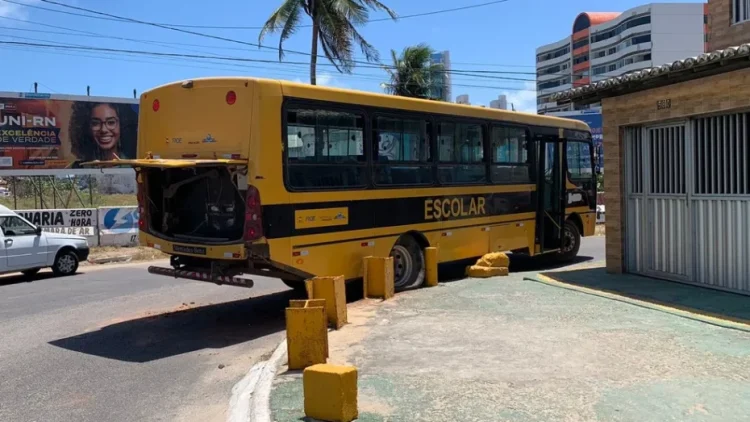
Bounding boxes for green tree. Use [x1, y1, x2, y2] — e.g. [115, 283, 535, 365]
[259, 0, 397, 85]
[385, 44, 444, 100]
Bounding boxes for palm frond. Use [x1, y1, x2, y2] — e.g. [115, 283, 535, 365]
[258, 0, 304, 61]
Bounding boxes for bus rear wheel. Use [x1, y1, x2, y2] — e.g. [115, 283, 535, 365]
[390, 235, 425, 291]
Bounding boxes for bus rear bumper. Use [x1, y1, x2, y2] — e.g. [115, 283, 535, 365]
[147, 265, 255, 288]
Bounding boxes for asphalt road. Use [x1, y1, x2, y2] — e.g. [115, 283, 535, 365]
[0, 262, 299, 422]
[0, 236, 605, 422]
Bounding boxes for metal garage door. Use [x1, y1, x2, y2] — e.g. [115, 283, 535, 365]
[625, 124, 690, 281]
[625, 113, 750, 293]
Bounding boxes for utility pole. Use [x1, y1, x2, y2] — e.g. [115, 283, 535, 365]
[86, 86, 90, 96]
[34, 82, 38, 93]
[133, 89, 137, 99]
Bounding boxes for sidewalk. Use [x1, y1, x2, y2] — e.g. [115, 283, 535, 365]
[270, 260, 750, 422]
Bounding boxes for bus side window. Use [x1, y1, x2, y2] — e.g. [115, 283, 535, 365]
[566, 140, 593, 180]
[490, 125, 530, 184]
[437, 121, 486, 184]
[285, 107, 367, 190]
[373, 116, 433, 186]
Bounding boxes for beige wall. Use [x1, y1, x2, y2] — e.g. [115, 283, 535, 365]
[601, 67, 750, 273]
[707, 0, 750, 51]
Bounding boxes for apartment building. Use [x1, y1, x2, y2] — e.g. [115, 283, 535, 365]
[489, 95, 508, 110]
[536, 3, 706, 114]
[430, 51, 452, 102]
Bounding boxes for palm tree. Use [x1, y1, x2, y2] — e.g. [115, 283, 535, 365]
[259, 0, 397, 85]
[385, 44, 444, 100]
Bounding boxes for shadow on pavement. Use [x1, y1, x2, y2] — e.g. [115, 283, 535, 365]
[0, 270, 76, 286]
[544, 267, 750, 324]
[49, 289, 305, 363]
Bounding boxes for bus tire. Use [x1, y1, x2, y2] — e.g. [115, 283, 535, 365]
[558, 220, 581, 262]
[282, 279, 307, 293]
[390, 235, 425, 291]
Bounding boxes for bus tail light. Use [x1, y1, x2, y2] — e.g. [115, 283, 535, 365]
[136, 173, 147, 232]
[152, 99, 160, 112]
[244, 185, 263, 242]
[226, 91, 236, 105]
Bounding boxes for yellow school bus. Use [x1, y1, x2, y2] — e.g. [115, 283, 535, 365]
[88, 77, 596, 291]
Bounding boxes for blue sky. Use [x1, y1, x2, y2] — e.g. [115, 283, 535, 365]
[0, 0, 703, 112]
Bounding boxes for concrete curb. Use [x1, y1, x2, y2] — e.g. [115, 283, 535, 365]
[87, 255, 133, 265]
[525, 274, 750, 333]
[227, 339, 287, 422]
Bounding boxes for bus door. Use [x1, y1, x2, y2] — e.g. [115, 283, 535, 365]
[534, 135, 565, 253]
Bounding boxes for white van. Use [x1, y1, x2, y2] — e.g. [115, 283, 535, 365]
[0, 205, 89, 277]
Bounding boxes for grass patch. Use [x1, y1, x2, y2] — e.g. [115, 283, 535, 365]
[88, 246, 167, 264]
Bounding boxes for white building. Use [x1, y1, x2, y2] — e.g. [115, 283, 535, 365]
[430, 51, 452, 102]
[536, 3, 706, 115]
[456, 94, 470, 104]
[489, 95, 507, 110]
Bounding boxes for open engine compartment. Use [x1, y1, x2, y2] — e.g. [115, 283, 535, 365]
[144, 166, 247, 243]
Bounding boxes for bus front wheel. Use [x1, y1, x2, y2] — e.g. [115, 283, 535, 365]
[390, 235, 425, 291]
[558, 221, 581, 262]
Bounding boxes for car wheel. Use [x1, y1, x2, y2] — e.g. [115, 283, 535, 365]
[53, 250, 79, 276]
[558, 221, 581, 262]
[22, 268, 41, 278]
[389, 235, 425, 291]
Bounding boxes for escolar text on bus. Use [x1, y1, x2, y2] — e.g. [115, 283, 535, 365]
[424, 197, 487, 221]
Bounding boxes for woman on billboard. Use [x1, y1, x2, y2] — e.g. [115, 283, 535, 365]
[69, 102, 138, 167]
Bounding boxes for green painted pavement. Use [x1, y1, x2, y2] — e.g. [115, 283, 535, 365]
[270, 262, 750, 421]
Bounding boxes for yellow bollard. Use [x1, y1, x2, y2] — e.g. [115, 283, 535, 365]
[425, 247, 438, 287]
[304, 364, 358, 422]
[305, 275, 348, 329]
[363, 256, 395, 299]
[286, 299, 329, 370]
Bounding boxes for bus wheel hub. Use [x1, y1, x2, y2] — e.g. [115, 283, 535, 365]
[390, 245, 412, 287]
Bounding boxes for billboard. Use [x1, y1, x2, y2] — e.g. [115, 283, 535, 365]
[17, 207, 98, 245]
[0, 92, 139, 170]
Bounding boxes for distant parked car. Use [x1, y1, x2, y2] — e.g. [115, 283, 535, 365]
[0, 205, 89, 277]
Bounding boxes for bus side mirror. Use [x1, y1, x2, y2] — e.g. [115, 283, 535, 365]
[35, 226, 42, 236]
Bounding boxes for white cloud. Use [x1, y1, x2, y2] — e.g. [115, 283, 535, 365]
[288, 72, 350, 89]
[501, 81, 538, 114]
[0, 0, 38, 20]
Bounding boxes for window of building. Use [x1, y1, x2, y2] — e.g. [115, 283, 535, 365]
[572, 38, 589, 50]
[631, 34, 651, 45]
[594, 50, 606, 58]
[536, 46, 570, 62]
[642, 53, 652, 61]
[593, 66, 606, 75]
[591, 14, 651, 43]
[608, 64, 617, 72]
[373, 116, 433, 186]
[566, 141, 593, 180]
[490, 126, 530, 183]
[0, 216, 38, 237]
[538, 77, 570, 90]
[537, 64, 561, 76]
[286, 107, 367, 189]
[735, 0, 750, 23]
[438, 122, 486, 184]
